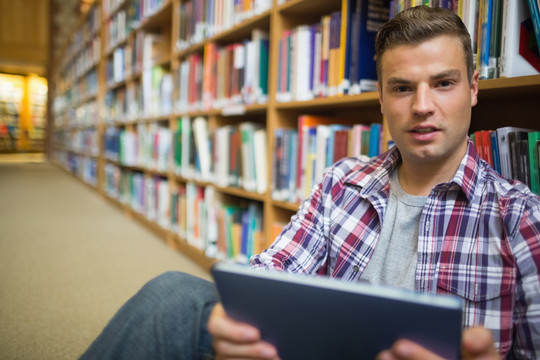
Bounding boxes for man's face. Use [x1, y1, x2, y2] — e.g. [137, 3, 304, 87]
[377, 35, 479, 168]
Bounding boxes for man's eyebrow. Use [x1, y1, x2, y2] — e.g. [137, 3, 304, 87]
[431, 69, 462, 80]
[386, 70, 462, 85]
[386, 77, 411, 85]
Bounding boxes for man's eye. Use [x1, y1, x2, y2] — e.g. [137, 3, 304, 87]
[394, 86, 410, 93]
[438, 80, 453, 87]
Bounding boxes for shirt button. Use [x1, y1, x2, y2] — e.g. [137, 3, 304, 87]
[353, 265, 359, 272]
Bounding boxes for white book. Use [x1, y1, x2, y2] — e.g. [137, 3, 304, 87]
[146, 177, 157, 222]
[113, 47, 124, 83]
[313, 28, 322, 98]
[157, 178, 170, 229]
[192, 116, 212, 181]
[157, 126, 171, 172]
[500, 0, 539, 77]
[215, 126, 233, 187]
[463, 0, 479, 54]
[315, 125, 330, 183]
[204, 186, 219, 259]
[253, 128, 268, 194]
[239, 122, 257, 192]
[295, 25, 313, 101]
[160, 72, 173, 115]
[244, 40, 256, 104]
[185, 183, 196, 246]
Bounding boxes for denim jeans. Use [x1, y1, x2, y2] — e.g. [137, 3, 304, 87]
[80, 272, 219, 360]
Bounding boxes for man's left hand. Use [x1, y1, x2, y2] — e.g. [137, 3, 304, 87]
[376, 327, 500, 360]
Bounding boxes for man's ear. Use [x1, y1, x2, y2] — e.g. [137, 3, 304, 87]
[377, 82, 384, 115]
[470, 70, 479, 107]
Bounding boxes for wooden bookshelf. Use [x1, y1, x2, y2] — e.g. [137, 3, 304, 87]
[50, 0, 540, 272]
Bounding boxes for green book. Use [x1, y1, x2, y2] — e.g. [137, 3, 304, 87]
[174, 119, 182, 170]
[528, 132, 540, 194]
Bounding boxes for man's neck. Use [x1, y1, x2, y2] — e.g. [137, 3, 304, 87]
[397, 160, 461, 196]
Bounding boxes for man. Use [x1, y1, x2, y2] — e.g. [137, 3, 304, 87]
[81, 6, 540, 360]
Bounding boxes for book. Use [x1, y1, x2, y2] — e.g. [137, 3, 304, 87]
[500, 0, 540, 77]
[339, 0, 350, 95]
[508, 130, 531, 185]
[477, 0, 494, 79]
[490, 130, 502, 174]
[350, 0, 390, 94]
[487, 0, 503, 79]
[328, 11, 342, 96]
[297, 115, 345, 201]
[253, 128, 268, 194]
[526, 0, 540, 52]
[496, 127, 533, 180]
[527, 132, 540, 194]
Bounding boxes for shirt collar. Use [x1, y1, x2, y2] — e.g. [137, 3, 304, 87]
[343, 139, 481, 203]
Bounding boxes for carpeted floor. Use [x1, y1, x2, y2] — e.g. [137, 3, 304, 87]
[0, 157, 212, 360]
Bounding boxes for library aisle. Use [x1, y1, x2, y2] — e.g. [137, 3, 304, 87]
[0, 158, 211, 360]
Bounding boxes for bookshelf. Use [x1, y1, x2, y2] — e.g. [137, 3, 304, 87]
[50, 0, 540, 272]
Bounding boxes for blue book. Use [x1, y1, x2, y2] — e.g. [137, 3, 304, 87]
[479, 0, 494, 79]
[368, 123, 381, 157]
[526, 0, 540, 52]
[490, 130, 501, 174]
[353, 0, 390, 93]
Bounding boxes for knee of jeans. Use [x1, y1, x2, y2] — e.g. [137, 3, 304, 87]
[144, 271, 217, 303]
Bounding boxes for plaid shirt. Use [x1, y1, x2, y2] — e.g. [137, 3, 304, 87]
[251, 139, 540, 358]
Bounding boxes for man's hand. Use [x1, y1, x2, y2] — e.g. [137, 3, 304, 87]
[376, 327, 500, 360]
[207, 303, 280, 360]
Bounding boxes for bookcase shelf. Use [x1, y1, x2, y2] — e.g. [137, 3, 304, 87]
[50, 0, 540, 272]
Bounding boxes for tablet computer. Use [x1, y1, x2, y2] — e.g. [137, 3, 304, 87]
[211, 262, 463, 360]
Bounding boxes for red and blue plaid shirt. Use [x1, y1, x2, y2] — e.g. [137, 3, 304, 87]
[251, 139, 540, 358]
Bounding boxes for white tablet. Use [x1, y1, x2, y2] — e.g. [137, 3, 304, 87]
[211, 262, 463, 360]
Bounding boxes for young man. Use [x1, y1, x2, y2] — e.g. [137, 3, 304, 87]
[81, 6, 540, 360]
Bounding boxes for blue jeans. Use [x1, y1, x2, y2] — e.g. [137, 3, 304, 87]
[80, 272, 218, 360]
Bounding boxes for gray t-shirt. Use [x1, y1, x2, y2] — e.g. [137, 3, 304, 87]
[360, 170, 427, 290]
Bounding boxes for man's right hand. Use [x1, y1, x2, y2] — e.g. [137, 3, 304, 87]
[207, 303, 281, 360]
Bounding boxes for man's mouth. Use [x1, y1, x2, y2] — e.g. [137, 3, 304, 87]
[411, 128, 437, 133]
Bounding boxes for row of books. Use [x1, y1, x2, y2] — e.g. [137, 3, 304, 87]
[103, 0, 127, 18]
[104, 123, 172, 172]
[276, 0, 390, 102]
[103, 163, 265, 262]
[103, 165, 170, 227]
[173, 117, 268, 194]
[171, 184, 265, 262]
[106, 31, 149, 86]
[177, 0, 272, 51]
[103, 0, 169, 52]
[272, 115, 385, 203]
[57, 151, 98, 187]
[61, 37, 101, 88]
[62, 3, 101, 71]
[104, 85, 140, 123]
[391, 0, 540, 79]
[104, 9, 130, 54]
[55, 99, 99, 129]
[69, 129, 100, 157]
[471, 127, 540, 195]
[103, 117, 269, 196]
[104, 66, 173, 122]
[64, 69, 99, 111]
[176, 29, 269, 113]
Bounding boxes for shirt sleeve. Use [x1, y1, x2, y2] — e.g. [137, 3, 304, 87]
[250, 167, 332, 274]
[508, 197, 540, 358]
